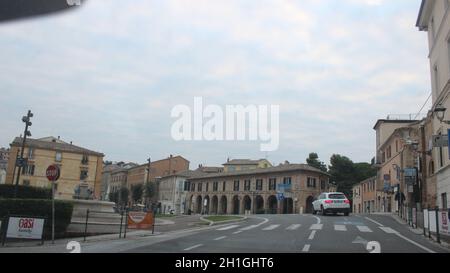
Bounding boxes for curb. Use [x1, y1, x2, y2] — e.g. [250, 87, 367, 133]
[200, 216, 248, 226]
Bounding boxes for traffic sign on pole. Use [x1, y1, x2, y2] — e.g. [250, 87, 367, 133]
[46, 165, 60, 245]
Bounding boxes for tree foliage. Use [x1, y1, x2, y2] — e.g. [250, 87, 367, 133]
[306, 152, 327, 172]
[328, 154, 376, 198]
[131, 183, 144, 204]
[144, 181, 156, 199]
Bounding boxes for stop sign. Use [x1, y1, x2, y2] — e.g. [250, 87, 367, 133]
[46, 165, 60, 182]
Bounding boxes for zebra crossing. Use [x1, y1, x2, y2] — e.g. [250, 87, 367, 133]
[216, 222, 375, 233]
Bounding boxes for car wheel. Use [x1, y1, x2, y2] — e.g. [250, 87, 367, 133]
[321, 206, 326, 216]
[344, 211, 350, 216]
[312, 210, 317, 215]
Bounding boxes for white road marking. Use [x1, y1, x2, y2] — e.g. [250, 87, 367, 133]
[357, 226, 372, 233]
[233, 231, 242, 234]
[286, 224, 301, 230]
[334, 225, 347, 231]
[183, 244, 203, 251]
[302, 244, 311, 252]
[312, 215, 321, 224]
[262, 224, 280, 231]
[394, 232, 436, 253]
[310, 224, 323, 230]
[364, 217, 384, 227]
[379, 227, 397, 234]
[308, 230, 317, 240]
[214, 236, 227, 241]
[240, 225, 259, 231]
[217, 225, 240, 231]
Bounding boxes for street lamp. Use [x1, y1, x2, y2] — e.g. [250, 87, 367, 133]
[434, 104, 450, 124]
[14, 110, 33, 198]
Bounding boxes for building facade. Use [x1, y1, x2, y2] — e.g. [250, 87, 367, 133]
[222, 159, 272, 172]
[185, 163, 330, 215]
[5, 136, 104, 200]
[352, 183, 362, 213]
[0, 147, 9, 184]
[126, 155, 190, 190]
[417, 0, 450, 210]
[101, 162, 138, 200]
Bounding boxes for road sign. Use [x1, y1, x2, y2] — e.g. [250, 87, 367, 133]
[46, 165, 60, 182]
[277, 193, 284, 201]
[433, 134, 448, 147]
[15, 158, 27, 167]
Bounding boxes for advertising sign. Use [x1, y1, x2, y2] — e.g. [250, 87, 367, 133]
[6, 217, 45, 239]
[127, 212, 154, 230]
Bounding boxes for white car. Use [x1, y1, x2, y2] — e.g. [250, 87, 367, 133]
[312, 192, 351, 216]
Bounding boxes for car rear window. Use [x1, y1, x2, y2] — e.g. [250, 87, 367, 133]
[328, 194, 346, 199]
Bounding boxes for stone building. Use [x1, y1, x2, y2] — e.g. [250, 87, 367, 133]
[185, 163, 330, 215]
[5, 136, 104, 200]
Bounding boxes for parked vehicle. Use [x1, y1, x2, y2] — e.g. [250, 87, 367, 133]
[312, 192, 351, 216]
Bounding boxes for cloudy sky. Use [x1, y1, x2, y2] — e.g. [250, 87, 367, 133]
[0, 0, 431, 168]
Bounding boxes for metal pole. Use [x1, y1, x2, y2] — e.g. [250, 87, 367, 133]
[84, 209, 89, 242]
[124, 209, 128, 239]
[152, 208, 155, 234]
[14, 110, 32, 198]
[435, 207, 440, 244]
[52, 179, 55, 244]
[119, 210, 123, 239]
[428, 206, 431, 239]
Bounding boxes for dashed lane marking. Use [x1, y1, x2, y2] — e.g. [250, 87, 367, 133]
[216, 225, 240, 231]
[183, 244, 203, 251]
[308, 230, 316, 240]
[310, 224, 323, 230]
[334, 225, 347, 231]
[357, 226, 372, 233]
[302, 244, 311, 252]
[214, 236, 227, 241]
[364, 217, 384, 227]
[286, 224, 301, 230]
[262, 224, 280, 231]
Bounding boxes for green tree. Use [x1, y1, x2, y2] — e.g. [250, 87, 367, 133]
[328, 154, 376, 198]
[131, 183, 144, 204]
[306, 152, 327, 172]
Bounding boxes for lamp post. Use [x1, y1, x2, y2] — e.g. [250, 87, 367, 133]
[146, 157, 151, 208]
[14, 110, 33, 198]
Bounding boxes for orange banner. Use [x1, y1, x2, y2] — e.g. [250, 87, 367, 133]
[127, 212, 154, 229]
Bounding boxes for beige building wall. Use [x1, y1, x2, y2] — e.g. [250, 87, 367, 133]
[6, 145, 103, 200]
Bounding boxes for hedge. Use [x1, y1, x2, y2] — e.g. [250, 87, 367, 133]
[0, 199, 74, 238]
[0, 184, 51, 199]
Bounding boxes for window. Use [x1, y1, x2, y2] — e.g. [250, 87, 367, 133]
[228, 166, 236, 172]
[222, 181, 226, 191]
[22, 164, 35, 176]
[244, 180, 251, 191]
[233, 180, 240, 191]
[395, 140, 398, 153]
[256, 179, 263, 191]
[80, 170, 88, 180]
[442, 193, 448, 209]
[191, 183, 195, 192]
[320, 180, 326, 189]
[429, 160, 435, 175]
[213, 181, 218, 192]
[55, 152, 62, 162]
[307, 177, 316, 188]
[198, 183, 202, 192]
[82, 154, 89, 165]
[283, 177, 292, 185]
[184, 181, 190, 191]
[268, 178, 276, 190]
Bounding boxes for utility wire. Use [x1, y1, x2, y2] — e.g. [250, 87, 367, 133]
[414, 92, 432, 120]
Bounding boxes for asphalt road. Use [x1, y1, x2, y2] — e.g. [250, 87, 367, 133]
[1, 214, 448, 253]
[123, 214, 448, 253]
